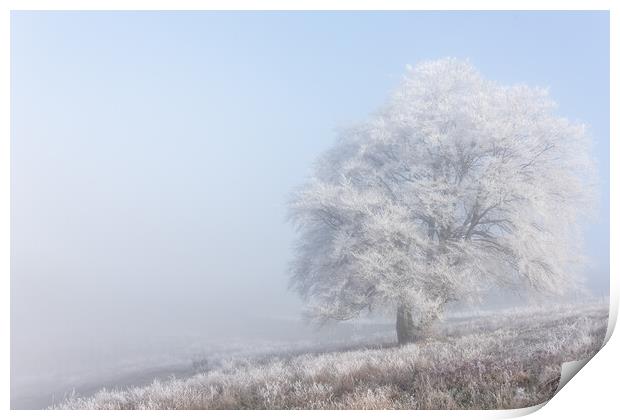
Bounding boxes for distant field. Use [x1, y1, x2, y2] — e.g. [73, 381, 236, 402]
[54, 302, 608, 410]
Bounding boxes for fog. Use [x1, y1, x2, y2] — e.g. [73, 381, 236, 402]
[10, 11, 609, 408]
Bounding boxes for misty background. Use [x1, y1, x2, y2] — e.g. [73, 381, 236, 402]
[11, 11, 609, 408]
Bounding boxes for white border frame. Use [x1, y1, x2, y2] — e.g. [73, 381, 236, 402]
[1, 2, 616, 419]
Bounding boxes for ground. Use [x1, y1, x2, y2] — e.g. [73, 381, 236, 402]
[53, 302, 608, 410]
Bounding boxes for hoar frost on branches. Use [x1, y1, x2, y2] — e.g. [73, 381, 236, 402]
[288, 58, 594, 345]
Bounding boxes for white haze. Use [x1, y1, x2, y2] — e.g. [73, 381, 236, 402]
[10, 11, 609, 409]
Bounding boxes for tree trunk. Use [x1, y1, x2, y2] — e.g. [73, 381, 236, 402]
[396, 303, 415, 345]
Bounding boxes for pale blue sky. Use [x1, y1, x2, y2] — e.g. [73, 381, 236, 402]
[11, 11, 609, 346]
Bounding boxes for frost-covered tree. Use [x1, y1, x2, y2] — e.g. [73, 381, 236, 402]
[288, 58, 594, 345]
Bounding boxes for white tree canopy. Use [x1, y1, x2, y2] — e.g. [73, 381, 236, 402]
[288, 58, 594, 328]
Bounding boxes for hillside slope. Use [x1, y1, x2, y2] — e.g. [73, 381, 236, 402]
[55, 303, 608, 410]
